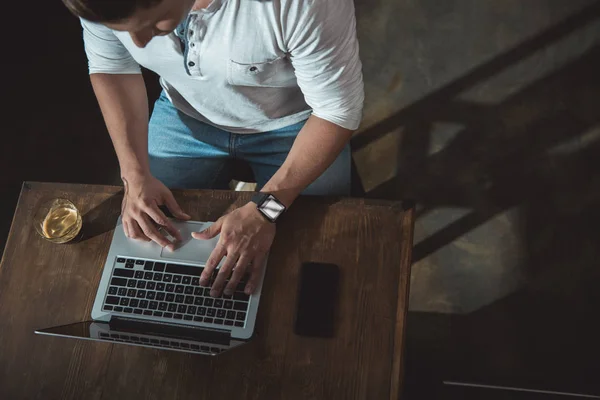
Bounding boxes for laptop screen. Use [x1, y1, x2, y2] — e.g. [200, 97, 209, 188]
[36, 321, 246, 356]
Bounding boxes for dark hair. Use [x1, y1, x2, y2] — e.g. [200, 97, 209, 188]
[62, 0, 162, 23]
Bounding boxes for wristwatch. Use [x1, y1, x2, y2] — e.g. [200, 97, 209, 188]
[251, 193, 286, 223]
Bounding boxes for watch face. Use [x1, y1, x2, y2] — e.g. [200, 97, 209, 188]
[259, 195, 285, 221]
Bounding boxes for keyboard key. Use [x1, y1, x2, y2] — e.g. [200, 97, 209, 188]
[154, 262, 166, 272]
[147, 291, 156, 300]
[222, 293, 233, 300]
[214, 299, 223, 308]
[149, 301, 158, 310]
[144, 261, 154, 271]
[134, 309, 143, 315]
[225, 320, 234, 326]
[194, 297, 204, 306]
[191, 344, 200, 350]
[184, 286, 194, 295]
[226, 310, 236, 319]
[147, 282, 156, 290]
[157, 292, 165, 301]
[126, 259, 135, 264]
[117, 257, 125, 263]
[236, 312, 246, 321]
[205, 298, 214, 307]
[187, 305, 197, 314]
[185, 296, 194, 304]
[120, 298, 129, 306]
[164, 312, 173, 318]
[166, 293, 175, 302]
[127, 279, 137, 288]
[166, 264, 202, 276]
[203, 288, 211, 296]
[144, 272, 153, 280]
[153, 273, 163, 281]
[153, 311, 163, 317]
[125, 262, 134, 269]
[174, 314, 183, 320]
[214, 319, 224, 325]
[108, 286, 118, 295]
[194, 287, 203, 296]
[163, 274, 172, 282]
[194, 317, 203, 322]
[111, 277, 127, 286]
[183, 276, 191, 285]
[135, 259, 145, 265]
[234, 292, 250, 302]
[166, 284, 175, 292]
[207, 308, 216, 317]
[156, 283, 165, 291]
[143, 310, 152, 316]
[137, 290, 147, 298]
[105, 296, 119, 305]
[134, 271, 144, 279]
[233, 302, 248, 311]
[103, 305, 114, 311]
[118, 288, 127, 296]
[177, 304, 187, 313]
[113, 269, 134, 278]
[217, 309, 226, 318]
[198, 307, 207, 316]
[173, 275, 182, 283]
[114, 306, 123, 312]
[235, 322, 244, 327]
[224, 300, 233, 309]
[127, 289, 136, 297]
[175, 295, 184, 303]
[140, 300, 149, 309]
[137, 281, 146, 289]
[159, 302, 168, 311]
[184, 315, 193, 321]
[204, 318, 214, 324]
[168, 304, 177, 312]
[192, 277, 200, 286]
[175, 285, 184, 293]
[130, 299, 139, 308]
[124, 308, 133, 313]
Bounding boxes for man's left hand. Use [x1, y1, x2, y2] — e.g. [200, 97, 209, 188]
[192, 202, 275, 297]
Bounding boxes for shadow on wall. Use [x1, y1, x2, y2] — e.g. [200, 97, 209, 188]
[350, 0, 600, 396]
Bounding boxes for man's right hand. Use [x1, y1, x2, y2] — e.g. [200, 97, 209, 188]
[121, 173, 191, 250]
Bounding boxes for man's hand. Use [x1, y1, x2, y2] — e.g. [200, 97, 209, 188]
[121, 173, 191, 249]
[192, 202, 275, 297]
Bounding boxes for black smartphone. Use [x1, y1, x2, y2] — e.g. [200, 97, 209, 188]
[294, 262, 340, 338]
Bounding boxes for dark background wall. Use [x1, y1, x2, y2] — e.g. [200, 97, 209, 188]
[2, 1, 600, 398]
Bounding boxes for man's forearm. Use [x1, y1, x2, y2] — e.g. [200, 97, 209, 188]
[261, 115, 353, 207]
[90, 73, 150, 180]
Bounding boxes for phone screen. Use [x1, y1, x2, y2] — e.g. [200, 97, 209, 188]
[294, 262, 340, 338]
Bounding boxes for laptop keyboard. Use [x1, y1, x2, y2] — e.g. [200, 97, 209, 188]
[102, 257, 250, 328]
[98, 331, 224, 355]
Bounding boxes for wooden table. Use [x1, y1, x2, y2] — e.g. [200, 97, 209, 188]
[0, 182, 414, 400]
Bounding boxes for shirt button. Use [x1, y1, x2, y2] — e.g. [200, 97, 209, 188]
[249, 66, 258, 72]
[189, 30, 194, 36]
[190, 43, 195, 47]
[188, 61, 196, 67]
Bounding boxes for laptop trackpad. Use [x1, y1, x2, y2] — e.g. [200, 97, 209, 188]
[160, 221, 218, 264]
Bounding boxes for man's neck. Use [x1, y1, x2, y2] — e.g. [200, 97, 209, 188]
[192, 0, 213, 11]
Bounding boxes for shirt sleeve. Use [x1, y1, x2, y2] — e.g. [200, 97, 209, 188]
[81, 19, 141, 75]
[281, 0, 364, 130]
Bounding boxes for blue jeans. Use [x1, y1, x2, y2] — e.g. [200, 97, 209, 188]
[148, 93, 351, 195]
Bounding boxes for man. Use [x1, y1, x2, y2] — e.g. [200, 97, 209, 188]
[63, 0, 363, 297]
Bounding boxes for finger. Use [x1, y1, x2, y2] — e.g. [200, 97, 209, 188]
[163, 190, 191, 220]
[211, 252, 240, 297]
[123, 220, 130, 238]
[145, 202, 182, 242]
[246, 252, 267, 295]
[192, 218, 223, 240]
[201, 242, 227, 286]
[128, 219, 151, 242]
[138, 214, 173, 249]
[225, 255, 252, 296]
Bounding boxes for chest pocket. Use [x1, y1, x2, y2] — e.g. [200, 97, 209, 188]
[227, 56, 297, 88]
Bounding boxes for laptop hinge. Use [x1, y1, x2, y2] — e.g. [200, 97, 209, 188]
[110, 317, 230, 345]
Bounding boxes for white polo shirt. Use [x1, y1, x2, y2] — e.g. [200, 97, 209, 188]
[81, 0, 364, 134]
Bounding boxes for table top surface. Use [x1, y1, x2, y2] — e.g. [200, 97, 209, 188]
[0, 182, 414, 400]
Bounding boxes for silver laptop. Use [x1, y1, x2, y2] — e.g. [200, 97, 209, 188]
[36, 217, 267, 356]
